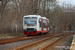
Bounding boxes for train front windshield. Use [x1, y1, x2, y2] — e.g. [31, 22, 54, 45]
[24, 17, 37, 26]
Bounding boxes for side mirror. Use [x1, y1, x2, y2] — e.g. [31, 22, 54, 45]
[39, 18, 41, 23]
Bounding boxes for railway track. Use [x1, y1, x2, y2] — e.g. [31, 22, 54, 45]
[0, 33, 53, 44]
[40, 33, 72, 50]
[13, 33, 75, 50]
[0, 33, 74, 45]
[0, 33, 65, 44]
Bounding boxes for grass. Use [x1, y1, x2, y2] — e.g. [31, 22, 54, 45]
[9, 33, 23, 36]
[0, 33, 24, 37]
[0, 34, 9, 37]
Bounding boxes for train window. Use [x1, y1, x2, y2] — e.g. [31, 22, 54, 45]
[25, 17, 37, 19]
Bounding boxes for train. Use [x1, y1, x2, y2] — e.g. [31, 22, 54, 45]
[23, 15, 49, 36]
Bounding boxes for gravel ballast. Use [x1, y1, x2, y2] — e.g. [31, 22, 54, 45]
[0, 37, 46, 50]
[0, 35, 73, 50]
[46, 35, 73, 50]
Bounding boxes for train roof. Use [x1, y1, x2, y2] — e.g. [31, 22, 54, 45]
[42, 17, 46, 19]
[42, 17, 49, 20]
[24, 15, 41, 17]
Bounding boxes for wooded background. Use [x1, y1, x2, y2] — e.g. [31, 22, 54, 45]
[0, 0, 75, 34]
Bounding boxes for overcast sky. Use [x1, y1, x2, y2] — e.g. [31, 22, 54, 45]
[57, 0, 75, 6]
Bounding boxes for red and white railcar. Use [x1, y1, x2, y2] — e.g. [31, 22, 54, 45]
[23, 15, 49, 35]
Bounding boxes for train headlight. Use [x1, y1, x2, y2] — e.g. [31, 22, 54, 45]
[25, 26, 27, 28]
[35, 26, 37, 28]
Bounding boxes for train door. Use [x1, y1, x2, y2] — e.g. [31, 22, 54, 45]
[41, 18, 43, 33]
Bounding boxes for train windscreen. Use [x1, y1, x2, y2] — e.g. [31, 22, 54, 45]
[24, 17, 37, 26]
